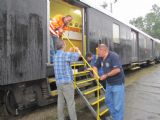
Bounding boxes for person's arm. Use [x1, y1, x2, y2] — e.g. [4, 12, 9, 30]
[50, 18, 60, 37]
[100, 53, 121, 81]
[50, 18, 59, 30]
[66, 47, 81, 62]
[63, 26, 69, 31]
[100, 68, 120, 81]
[72, 47, 81, 55]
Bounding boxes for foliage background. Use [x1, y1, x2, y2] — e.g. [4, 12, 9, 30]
[130, 4, 160, 40]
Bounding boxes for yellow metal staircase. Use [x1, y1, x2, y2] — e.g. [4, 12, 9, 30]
[47, 35, 109, 120]
[73, 63, 109, 119]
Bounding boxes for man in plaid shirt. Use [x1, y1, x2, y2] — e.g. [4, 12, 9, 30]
[53, 39, 81, 120]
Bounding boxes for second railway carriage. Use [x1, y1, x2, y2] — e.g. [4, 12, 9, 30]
[0, 0, 160, 116]
[84, 2, 157, 67]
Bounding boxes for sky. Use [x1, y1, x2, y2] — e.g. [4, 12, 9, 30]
[83, 0, 160, 23]
[113, 0, 160, 23]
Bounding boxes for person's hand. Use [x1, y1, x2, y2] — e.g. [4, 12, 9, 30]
[100, 74, 108, 81]
[73, 47, 81, 55]
[73, 47, 79, 51]
[69, 47, 78, 52]
[69, 47, 81, 54]
[69, 47, 74, 52]
[58, 28, 64, 34]
[87, 68, 91, 70]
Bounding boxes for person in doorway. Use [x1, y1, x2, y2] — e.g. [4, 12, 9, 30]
[50, 15, 72, 38]
[53, 39, 81, 120]
[86, 52, 97, 67]
[93, 44, 125, 120]
[50, 15, 73, 63]
[86, 52, 106, 88]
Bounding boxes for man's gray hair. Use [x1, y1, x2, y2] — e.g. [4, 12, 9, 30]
[98, 44, 108, 50]
[55, 39, 65, 50]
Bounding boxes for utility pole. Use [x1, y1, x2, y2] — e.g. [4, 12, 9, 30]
[110, 2, 113, 13]
[110, 0, 117, 13]
[101, 0, 118, 13]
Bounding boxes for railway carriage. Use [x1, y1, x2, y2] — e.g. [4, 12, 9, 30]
[0, 0, 160, 116]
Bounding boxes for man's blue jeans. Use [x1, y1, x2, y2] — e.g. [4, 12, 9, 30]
[105, 83, 125, 120]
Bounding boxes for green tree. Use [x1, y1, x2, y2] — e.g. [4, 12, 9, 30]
[129, 17, 145, 31]
[130, 4, 160, 39]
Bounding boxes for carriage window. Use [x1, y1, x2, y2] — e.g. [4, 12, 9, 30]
[113, 23, 120, 43]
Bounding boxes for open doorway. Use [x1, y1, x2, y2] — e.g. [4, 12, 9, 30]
[49, 0, 84, 63]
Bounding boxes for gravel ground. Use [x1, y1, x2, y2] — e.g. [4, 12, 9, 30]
[16, 95, 94, 120]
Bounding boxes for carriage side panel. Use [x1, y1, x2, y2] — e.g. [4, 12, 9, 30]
[0, 0, 47, 85]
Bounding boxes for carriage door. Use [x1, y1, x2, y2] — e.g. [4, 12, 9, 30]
[50, 0, 83, 50]
[86, 8, 110, 54]
[131, 30, 138, 62]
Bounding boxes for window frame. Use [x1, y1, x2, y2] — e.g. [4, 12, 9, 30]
[113, 23, 120, 44]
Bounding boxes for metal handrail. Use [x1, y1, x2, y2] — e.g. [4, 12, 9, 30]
[62, 34, 101, 120]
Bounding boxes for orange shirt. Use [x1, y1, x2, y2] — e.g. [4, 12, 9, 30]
[50, 15, 69, 37]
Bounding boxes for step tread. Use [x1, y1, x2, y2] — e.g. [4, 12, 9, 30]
[77, 82, 93, 88]
[74, 70, 91, 77]
[50, 90, 57, 96]
[74, 70, 90, 75]
[48, 78, 56, 83]
[76, 78, 96, 85]
[71, 63, 85, 67]
[71, 61, 84, 64]
[89, 94, 105, 105]
[83, 86, 103, 95]
[98, 104, 109, 116]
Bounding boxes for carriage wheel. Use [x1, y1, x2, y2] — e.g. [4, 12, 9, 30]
[4, 90, 19, 116]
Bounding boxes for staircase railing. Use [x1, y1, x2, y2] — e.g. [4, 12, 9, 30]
[62, 34, 101, 120]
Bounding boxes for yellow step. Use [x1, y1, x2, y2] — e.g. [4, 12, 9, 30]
[83, 86, 103, 95]
[48, 78, 56, 83]
[77, 82, 93, 88]
[90, 95, 105, 106]
[76, 78, 95, 85]
[74, 70, 90, 77]
[71, 63, 85, 67]
[74, 70, 90, 75]
[98, 105, 109, 116]
[100, 108, 109, 116]
[50, 90, 57, 96]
